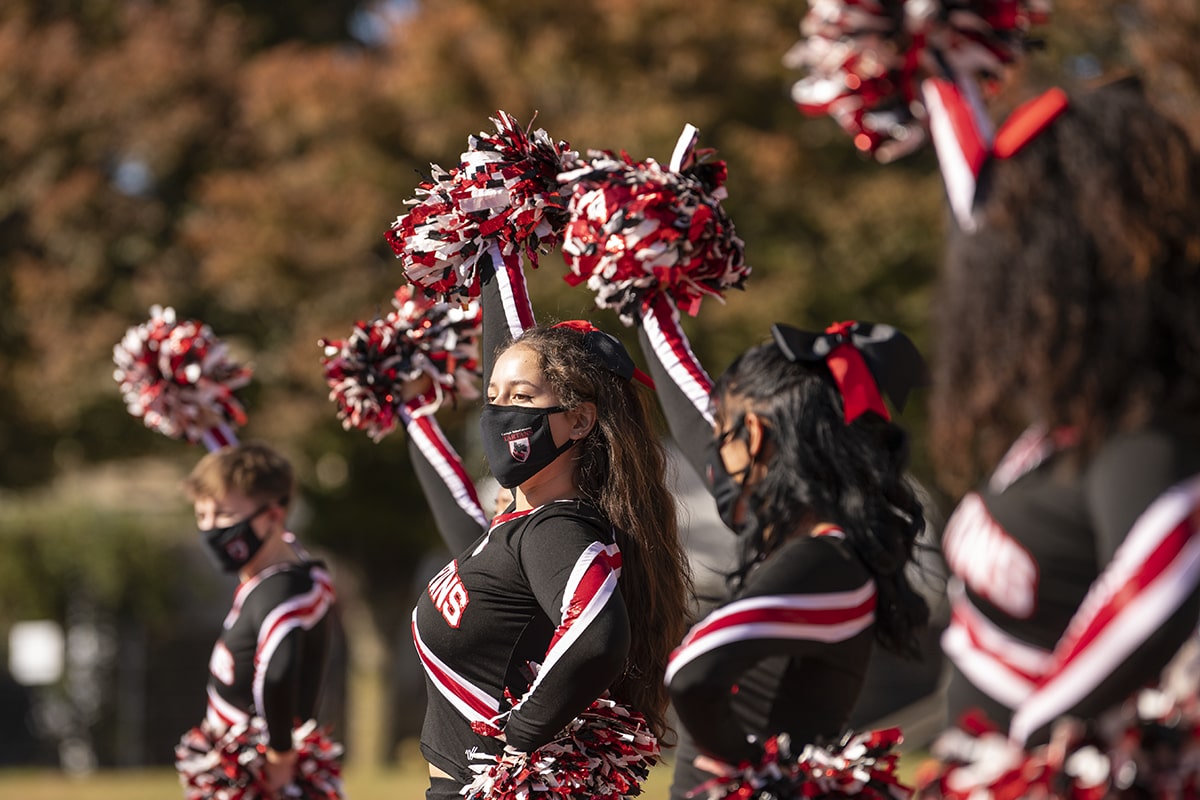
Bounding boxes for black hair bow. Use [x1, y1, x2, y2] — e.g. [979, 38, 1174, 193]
[552, 320, 656, 390]
[771, 320, 928, 423]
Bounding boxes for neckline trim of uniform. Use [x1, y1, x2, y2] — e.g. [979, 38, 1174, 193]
[489, 498, 582, 531]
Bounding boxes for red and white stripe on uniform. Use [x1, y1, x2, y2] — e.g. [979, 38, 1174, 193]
[1011, 474, 1200, 743]
[200, 423, 239, 453]
[665, 579, 877, 685]
[251, 568, 336, 735]
[922, 76, 993, 233]
[642, 293, 715, 427]
[941, 584, 1052, 710]
[411, 609, 505, 734]
[206, 683, 251, 730]
[223, 561, 296, 629]
[517, 540, 623, 704]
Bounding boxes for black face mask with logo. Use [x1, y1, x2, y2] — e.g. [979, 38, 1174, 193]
[199, 506, 269, 573]
[479, 404, 577, 489]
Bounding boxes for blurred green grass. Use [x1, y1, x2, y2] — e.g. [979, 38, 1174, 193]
[0, 749, 925, 799]
[0, 759, 676, 800]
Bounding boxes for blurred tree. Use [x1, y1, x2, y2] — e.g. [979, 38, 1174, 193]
[0, 0, 1196, 767]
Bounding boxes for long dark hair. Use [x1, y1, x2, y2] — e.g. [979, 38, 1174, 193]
[506, 325, 691, 743]
[932, 79, 1200, 492]
[713, 341, 928, 658]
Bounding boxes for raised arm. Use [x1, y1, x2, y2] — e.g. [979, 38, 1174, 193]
[636, 293, 717, 483]
[480, 252, 537, 388]
[401, 389, 488, 555]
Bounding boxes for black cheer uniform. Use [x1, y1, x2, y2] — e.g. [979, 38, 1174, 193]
[940, 422, 1200, 744]
[667, 530, 876, 762]
[412, 499, 631, 781]
[635, 295, 879, 798]
[409, 255, 633, 798]
[205, 560, 336, 752]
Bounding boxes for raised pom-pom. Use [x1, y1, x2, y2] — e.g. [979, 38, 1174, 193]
[387, 111, 578, 304]
[558, 124, 749, 326]
[692, 727, 911, 800]
[462, 695, 660, 800]
[112, 305, 251, 451]
[319, 288, 481, 442]
[175, 718, 344, 800]
[386, 163, 480, 305]
[784, 0, 1050, 162]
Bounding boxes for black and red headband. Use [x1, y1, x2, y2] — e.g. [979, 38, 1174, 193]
[771, 320, 928, 424]
[552, 320, 656, 390]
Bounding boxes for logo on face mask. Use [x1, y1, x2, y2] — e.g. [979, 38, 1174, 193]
[503, 427, 534, 462]
[199, 505, 269, 573]
[480, 404, 575, 489]
[225, 538, 250, 562]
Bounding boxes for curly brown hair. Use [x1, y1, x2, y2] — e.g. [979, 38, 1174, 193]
[503, 325, 692, 744]
[931, 78, 1200, 493]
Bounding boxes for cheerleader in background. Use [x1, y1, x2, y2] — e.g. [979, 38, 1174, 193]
[920, 78, 1200, 796]
[121, 308, 346, 800]
[180, 442, 339, 799]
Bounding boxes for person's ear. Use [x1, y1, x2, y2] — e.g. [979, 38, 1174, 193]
[744, 411, 768, 459]
[566, 402, 598, 441]
[264, 503, 288, 533]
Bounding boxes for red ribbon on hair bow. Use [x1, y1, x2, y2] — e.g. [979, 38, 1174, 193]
[823, 321, 892, 423]
[771, 320, 929, 425]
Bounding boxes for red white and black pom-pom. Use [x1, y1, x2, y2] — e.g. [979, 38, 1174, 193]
[558, 125, 749, 326]
[386, 111, 578, 304]
[175, 718, 344, 800]
[462, 695, 660, 800]
[319, 287, 482, 442]
[784, 0, 1050, 162]
[112, 305, 250, 450]
[918, 689, 1200, 800]
[692, 728, 911, 800]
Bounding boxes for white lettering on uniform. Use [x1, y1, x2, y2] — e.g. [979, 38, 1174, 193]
[209, 641, 235, 685]
[427, 560, 470, 628]
[943, 493, 1039, 618]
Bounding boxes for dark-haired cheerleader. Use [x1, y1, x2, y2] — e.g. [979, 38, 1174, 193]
[916, 79, 1200, 798]
[637, 303, 931, 799]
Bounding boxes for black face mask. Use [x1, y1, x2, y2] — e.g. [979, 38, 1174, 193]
[200, 506, 269, 573]
[480, 404, 577, 489]
[706, 436, 751, 534]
